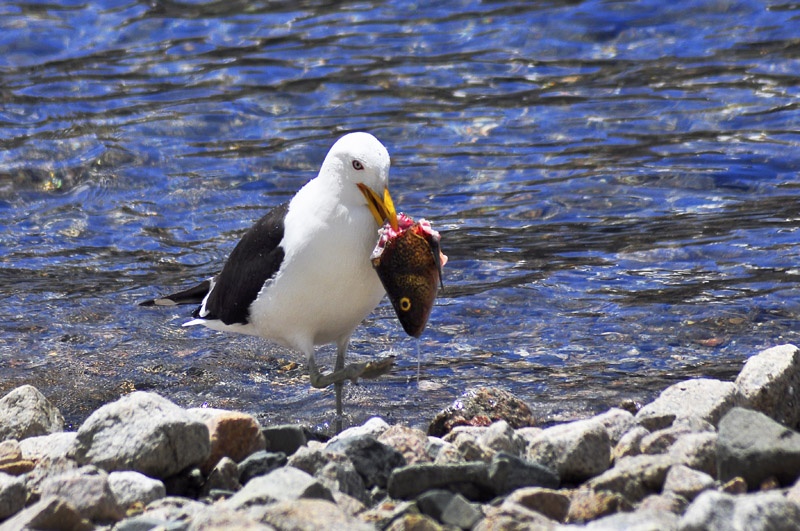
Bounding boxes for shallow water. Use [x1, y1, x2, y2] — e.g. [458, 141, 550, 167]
[1, 0, 799, 432]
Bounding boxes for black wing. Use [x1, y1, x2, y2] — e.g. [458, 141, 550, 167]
[201, 202, 289, 325]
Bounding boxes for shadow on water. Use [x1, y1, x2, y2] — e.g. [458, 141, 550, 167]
[0, 0, 799, 431]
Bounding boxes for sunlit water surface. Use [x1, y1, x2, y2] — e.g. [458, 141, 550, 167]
[1, 0, 799, 432]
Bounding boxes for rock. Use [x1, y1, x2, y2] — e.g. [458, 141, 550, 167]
[641, 416, 715, 456]
[197, 411, 266, 475]
[186, 506, 273, 530]
[721, 476, 748, 494]
[385, 512, 443, 531]
[566, 488, 633, 523]
[224, 466, 333, 509]
[326, 434, 406, 489]
[638, 491, 689, 514]
[735, 344, 800, 429]
[68, 392, 210, 479]
[428, 437, 465, 464]
[0, 472, 26, 520]
[416, 489, 483, 529]
[0, 385, 65, 441]
[475, 500, 558, 531]
[163, 466, 204, 498]
[202, 456, 241, 495]
[505, 486, 570, 522]
[330, 417, 390, 443]
[0, 439, 34, 475]
[668, 431, 717, 477]
[479, 420, 525, 457]
[662, 464, 715, 501]
[40, 466, 124, 523]
[262, 424, 308, 455]
[360, 499, 417, 529]
[585, 454, 673, 503]
[680, 490, 800, 531]
[19, 432, 77, 461]
[0, 496, 91, 531]
[582, 509, 679, 530]
[635, 378, 738, 430]
[718, 407, 800, 487]
[136, 496, 207, 524]
[613, 425, 650, 463]
[445, 426, 495, 462]
[487, 452, 559, 496]
[108, 470, 166, 510]
[594, 408, 636, 446]
[316, 454, 369, 504]
[238, 450, 288, 485]
[388, 462, 491, 500]
[379, 425, 432, 465]
[251, 498, 375, 531]
[428, 387, 535, 437]
[526, 417, 610, 484]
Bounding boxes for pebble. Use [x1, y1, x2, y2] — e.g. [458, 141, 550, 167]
[0, 343, 796, 530]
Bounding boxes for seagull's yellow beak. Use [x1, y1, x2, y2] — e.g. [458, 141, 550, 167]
[357, 183, 398, 231]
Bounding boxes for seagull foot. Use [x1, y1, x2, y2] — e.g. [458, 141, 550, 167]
[308, 356, 396, 388]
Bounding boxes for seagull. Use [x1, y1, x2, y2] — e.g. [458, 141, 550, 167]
[142, 132, 399, 431]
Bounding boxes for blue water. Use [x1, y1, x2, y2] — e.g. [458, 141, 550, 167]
[1, 0, 799, 431]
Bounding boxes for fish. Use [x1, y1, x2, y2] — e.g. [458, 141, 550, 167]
[371, 213, 447, 337]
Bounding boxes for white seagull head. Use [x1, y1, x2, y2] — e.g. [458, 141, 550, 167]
[322, 132, 398, 230]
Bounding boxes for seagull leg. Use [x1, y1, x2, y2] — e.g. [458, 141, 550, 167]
[307, 342, 396, 433]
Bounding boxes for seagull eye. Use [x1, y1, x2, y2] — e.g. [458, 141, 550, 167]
[352, 160, 364, 171]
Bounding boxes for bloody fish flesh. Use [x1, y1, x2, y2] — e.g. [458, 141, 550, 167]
[371, 213, 447, 337]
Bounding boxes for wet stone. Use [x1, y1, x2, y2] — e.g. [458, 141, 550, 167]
[428, 387, 535, 437]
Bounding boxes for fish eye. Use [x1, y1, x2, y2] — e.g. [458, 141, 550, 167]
[352, 160, 364, 170]
[399, 297, 412, 311]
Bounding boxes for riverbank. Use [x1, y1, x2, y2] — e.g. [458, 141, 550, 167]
[1, 344, 799, 530]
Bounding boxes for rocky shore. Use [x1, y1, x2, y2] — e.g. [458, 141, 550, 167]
[1, 344, 800, 530]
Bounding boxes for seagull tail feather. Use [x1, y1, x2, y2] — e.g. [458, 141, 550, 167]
[139, 280, 212, 307]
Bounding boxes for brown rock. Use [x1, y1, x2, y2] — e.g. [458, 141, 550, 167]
[379, 425, 432, 465]
[0, 439, 34, 475]
[385, 512, 444, 531]
[428, 387, 534, 437]
[252, 498, 374, 531]
[567, 488, 632, 523]
[475, 500, 557, 530]
[200, 412, 266, 475]
[0, 496, 92, 531]
[506, 486, 570, 522]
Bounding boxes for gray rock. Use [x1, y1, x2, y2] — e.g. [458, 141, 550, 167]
[262, 424, 308, 455]
[635, 378, 738, 430]
[114, 514, 178, 531]
[427, 437, 465, 464]
[416, 489, 483, 529]
[201, 456, 241, 495]
[476, 499, 558, 530]
[136, 496, 207, 525]
[326, 434, 406, 489]
[594, 408, 636, 446]
[238, 450, 288, 485]
[224, 466, 333, 510]
[679, 490, 800, 531]
[0, 472, 26, 520]
[316, 454, 368, 504]
[388, 462, 490, 500]
[251, 498, 375, 531]
[68, 392, 210, 479]
[613, 425, 650, 463]
[717, 406, 800, 487]
[582, 509, 680, 530]
[668, 432, 717, 477]
[108, 470, 166, 509]
[638, 492, 689, 515]
[479, 420, 525, 457]
[526, 417, 610, 483]
[19, 431, 77, 461]
[585, 454, 673, 504]
[0, 496, 91, 531]
[662, 464, 715, 501]
[0, 385, 65, 441]
[40, 465, 124, 523]
[447, 426, 494, 462]
[187, 506, 273, 530]
[566, 487, 633, 523]
[487, 452, 559, 495]
[735, 344, 800, 429]
[329, 417, 389, 443]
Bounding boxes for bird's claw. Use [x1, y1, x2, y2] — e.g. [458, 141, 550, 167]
[359, 355, 396, 380]
[308, 356, 395, 388]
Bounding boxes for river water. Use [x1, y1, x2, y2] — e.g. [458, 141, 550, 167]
[1, 0, 799, 432]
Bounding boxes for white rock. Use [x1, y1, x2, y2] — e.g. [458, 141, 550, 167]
[108, 471, 166, 509]
[735, 344, 800, 428]
[635, 378, 738, 430]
